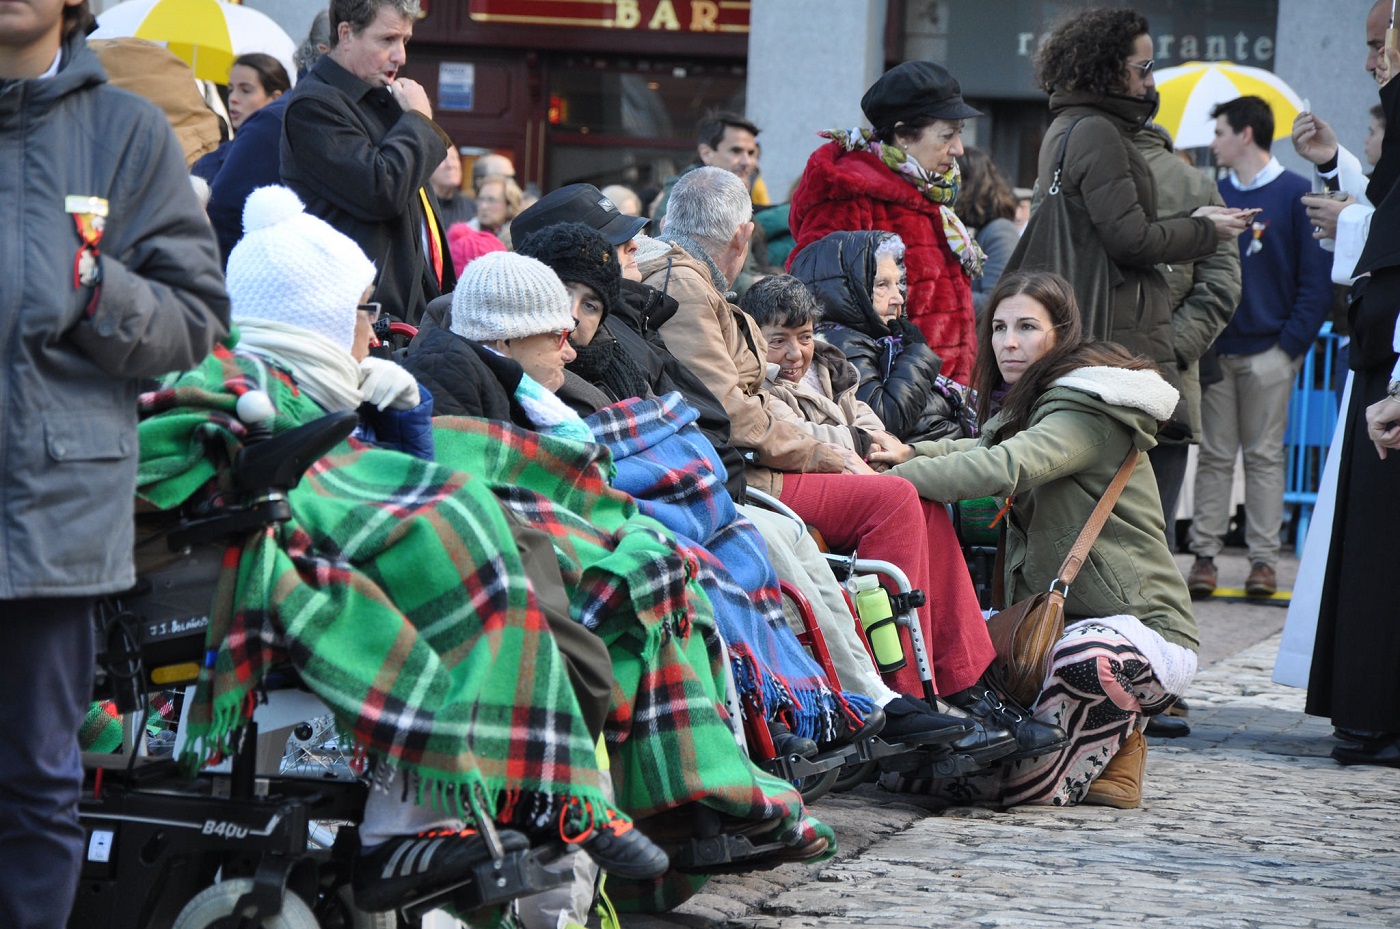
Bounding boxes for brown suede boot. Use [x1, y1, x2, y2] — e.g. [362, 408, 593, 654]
[1082, 729, 1147, 809]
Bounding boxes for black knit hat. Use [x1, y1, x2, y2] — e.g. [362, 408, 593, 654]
[514, 222, 622, 326]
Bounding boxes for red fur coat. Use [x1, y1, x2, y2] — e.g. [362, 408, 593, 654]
[787, 143, 976, 384]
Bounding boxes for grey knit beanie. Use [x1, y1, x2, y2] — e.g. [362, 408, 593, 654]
[449, 251, 573, 343]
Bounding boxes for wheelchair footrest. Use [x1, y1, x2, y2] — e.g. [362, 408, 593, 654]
[671, 833, 786, 873]
[762, 745, 855, 782]
[877, 746, 1005, 780]
[400, 847, 568, 919]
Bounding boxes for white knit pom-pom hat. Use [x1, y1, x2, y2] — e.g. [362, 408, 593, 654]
[226, 186, 377, 351]
[449, 250, 573, 343]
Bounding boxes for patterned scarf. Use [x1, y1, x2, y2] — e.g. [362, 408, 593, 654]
[823, 126, 985, 278]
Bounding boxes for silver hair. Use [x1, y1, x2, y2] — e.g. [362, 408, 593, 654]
[664, 166, 753, 254]
[329, 0, 421, 48]
[873, 233, 906, 265]
[294, 10, 331, 73]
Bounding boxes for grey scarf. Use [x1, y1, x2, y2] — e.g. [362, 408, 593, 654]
[657, 231, 735, 300]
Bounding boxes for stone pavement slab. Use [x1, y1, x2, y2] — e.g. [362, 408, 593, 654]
[626, 633, 1399, 928]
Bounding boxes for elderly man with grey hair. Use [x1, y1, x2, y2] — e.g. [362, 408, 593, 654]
[641, 166, 850, 486]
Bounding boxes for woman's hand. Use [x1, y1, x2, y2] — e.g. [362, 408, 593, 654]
[1192, 205, 1251, 240]
[867, 440, 916, 468]
[869, 429, 912, 463]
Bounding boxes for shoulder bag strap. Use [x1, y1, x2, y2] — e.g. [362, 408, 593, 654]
[1047, 117, 1089, 196]
[1054, 448, 1139, 588]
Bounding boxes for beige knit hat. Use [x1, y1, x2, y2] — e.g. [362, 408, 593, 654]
[449, 251, 573, 343]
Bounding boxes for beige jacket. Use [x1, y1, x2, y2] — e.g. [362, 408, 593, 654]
[639, 243, 846, 495]
[89, 39, 223, 168]
[763, 342, 884, 454]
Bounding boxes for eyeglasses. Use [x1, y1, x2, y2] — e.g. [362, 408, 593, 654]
[357, 302, 382, 323]
[1127, 59, 1155, 74]
[553, 318, 580, 350]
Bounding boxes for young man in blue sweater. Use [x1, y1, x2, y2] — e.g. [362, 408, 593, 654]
[1188, 96, 1333, 598]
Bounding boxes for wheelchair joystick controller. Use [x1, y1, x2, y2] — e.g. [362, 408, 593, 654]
[236, 389, 276, 444]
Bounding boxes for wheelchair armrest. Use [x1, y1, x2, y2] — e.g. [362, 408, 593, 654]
[742, 488, 806, 525]
[233, 412, 359, 495]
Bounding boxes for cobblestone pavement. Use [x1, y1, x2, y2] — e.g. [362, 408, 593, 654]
[628, 626, 1400, 928]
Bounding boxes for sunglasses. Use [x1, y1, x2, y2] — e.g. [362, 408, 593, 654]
[357, 302, 382, 323]
[1127, 59, 1155, 74]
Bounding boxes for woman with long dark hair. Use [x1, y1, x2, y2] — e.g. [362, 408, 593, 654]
[873, 270, 1198, 807]
[956, 147, 1019, 319]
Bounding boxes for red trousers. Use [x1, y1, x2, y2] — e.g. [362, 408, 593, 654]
[779, 472, 995, 696]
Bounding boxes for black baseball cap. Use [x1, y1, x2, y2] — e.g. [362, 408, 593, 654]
[861, 61, 982, 128]
[511, 183, 648, 248]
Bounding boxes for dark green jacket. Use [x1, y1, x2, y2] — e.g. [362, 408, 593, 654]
[1008, 89, 1218, 438]
[890, 366, 1197, 649]
[1132, 123, 1241, 445]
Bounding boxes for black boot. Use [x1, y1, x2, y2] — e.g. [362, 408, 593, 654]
[767, 718, 818, 759]
[945, 682, 1067, 760]
[878, 695, 975, 746]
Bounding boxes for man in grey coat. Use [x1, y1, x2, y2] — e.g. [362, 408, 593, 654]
[0, 3, 229, 925]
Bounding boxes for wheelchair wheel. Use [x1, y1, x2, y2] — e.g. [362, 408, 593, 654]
[316, 886, 395, 929]
[794, 766, 841, 804]
[832, 757, 879, 792]
[171, 879, 319, 929]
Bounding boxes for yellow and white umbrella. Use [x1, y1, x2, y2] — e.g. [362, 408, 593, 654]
[1153, 61, 1306, 149]
[92, 0, 296, 85]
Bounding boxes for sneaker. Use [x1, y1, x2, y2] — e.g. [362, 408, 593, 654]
[1245, 562, 1277, 597]
[878, 695, 976, 746]
[562, 801, 669, 880]
[354, 826, 529, 912]
[1186, 557, 1217, 599]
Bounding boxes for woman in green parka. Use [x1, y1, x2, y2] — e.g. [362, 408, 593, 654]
[871, 270, 1198, 808]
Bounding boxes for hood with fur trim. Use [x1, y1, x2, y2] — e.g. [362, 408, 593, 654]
[1050, 366, 1179, 421]
[1028, 365, 1179, 452]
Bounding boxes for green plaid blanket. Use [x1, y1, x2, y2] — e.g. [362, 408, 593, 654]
[138, 346, 608, 827]
[432, 417, 836, 906]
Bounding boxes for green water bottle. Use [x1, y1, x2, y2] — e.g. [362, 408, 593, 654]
[851, 575, 907, 674]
